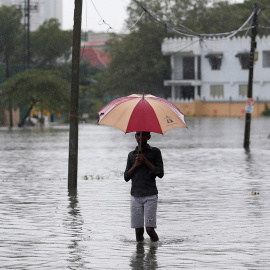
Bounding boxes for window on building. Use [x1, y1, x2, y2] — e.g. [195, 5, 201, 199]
[183, 57, 195, 79]
[210, 85, 224, 98]
[263, 51, 270, 67]
[205, 53, 223, 70]
[197, 86, 201, 97]
[239, 85, 247, 98]
[197, 56, 201, 79]
[235, 52, 250, 69]
[175, 86, 195, 100]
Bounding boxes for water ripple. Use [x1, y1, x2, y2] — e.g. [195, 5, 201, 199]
[0, 118, 270, 269]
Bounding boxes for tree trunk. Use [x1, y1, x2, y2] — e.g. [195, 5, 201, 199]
[5, 51, 13, 128]
[18, 102, 36, 127]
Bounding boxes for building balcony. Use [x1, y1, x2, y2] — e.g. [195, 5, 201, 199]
[164, 79, 201, 87]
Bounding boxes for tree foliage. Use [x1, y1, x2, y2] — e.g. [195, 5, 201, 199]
[0, 6, 23, 75]
[0, 69, 70, 113]
[31, 19, 73, 69]
[178, 0, 270, 36]
[56, 60, 101, 84]
[56, 61, 104, 118]
[101, 0, 270, 100]
[126, 0, 270, 36]
[101, 21, 170, 97]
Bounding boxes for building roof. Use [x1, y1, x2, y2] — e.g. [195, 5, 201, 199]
[83, 41, 106, 48]
[80, 48, 111, 69]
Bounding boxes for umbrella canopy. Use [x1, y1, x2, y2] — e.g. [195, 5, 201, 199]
[98, 94, 187, 134]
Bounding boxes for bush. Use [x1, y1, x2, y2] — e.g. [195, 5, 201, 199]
[262, 103, 270, 117]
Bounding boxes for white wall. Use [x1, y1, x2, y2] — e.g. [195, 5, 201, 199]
[162, 36, 270, 102]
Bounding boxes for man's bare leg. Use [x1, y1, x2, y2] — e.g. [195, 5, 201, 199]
[146, 227, 159, 242]
[135, 227, 144, 242]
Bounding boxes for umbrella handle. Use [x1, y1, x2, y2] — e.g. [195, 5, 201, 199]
[139, 131, 142, 153]
[138, 95, 144, 153]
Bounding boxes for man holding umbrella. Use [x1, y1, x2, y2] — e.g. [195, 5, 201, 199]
[98, 94, 186, 241]
[124, 131, 164, 242]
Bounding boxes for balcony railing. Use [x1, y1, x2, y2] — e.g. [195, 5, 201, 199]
[172, 72, 201, 80]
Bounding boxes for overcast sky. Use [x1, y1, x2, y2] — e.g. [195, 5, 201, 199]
[62, 0, 244, 33]
[62, 0, 131, 33]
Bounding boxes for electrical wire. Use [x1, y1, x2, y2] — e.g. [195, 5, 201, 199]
[132, 0, 257, 40]
[170, 38, 200, 55]
[227, 11, 255, 38]
[90, 0, 103, 22]
[132, 0, 167, 28]
[261, 10, 270, 24]
[133, 0, 199, 38]
[149, 4, 200, 36]
[89, 0, 135, 32]
[244, 13, 254, 37]
[128, 11, 145, 30]
[90, 0, 113, 32]
[84, 0, 265, 41]
[259, 25, 270, 30]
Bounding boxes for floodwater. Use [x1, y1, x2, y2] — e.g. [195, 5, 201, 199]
[0, 117, 270, 269]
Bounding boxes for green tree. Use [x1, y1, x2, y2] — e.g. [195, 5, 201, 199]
[166, 0, 270, 36]
[0, 69, 70, 126]
[100, 0, 212, 98]
[31, 19, 73, 69]
[55, 60, 103, 119]
[56, 60, 101, 84]
[125, 0, 210, 35]
[243, 0, 270, 37]
[102, 24, 170, 97]
[0, 5, 23, 127]
[0, 6, 23, 77]
[262, 103, 270, 117]
[101, 0, 270, 102]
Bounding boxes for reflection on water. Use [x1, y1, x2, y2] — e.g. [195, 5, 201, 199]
[66, 189, 85, 269]
[0, 118, 270, 269]
[130, 242, 158, 270]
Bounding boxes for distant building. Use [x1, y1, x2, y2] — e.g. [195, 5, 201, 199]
[83, 31, 112, 51]
[162, 36, 270, 117]
[0, 0, 62, 31]
[81, 32, 113, 69]
[80, 44, 111, 69]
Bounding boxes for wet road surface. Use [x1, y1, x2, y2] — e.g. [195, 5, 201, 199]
[0, 117, 270, 269]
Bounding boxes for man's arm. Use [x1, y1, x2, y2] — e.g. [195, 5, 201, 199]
[152, 148, 164, 178]
[124, 154, 142, 181]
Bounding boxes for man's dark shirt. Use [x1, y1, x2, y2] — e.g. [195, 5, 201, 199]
[124, 144, 164, 197]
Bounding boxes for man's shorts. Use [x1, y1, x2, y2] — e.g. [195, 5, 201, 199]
[130, 195, 158, 228]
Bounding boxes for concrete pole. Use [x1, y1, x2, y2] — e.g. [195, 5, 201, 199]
[68, 0, 83, 189]
[243, 3, 258, 150]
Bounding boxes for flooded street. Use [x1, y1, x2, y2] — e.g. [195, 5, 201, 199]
[1, 117, 270, 269]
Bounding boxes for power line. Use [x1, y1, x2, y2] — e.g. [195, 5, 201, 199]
[261, 10, 270, 24]
[85, 0, 268, 39]
[259, 25, 270, 30]
[128, 11, 145, 30]
[147, 3, 200, 37]
[132, 0, 259, 40]
[90, 0, 113, 31]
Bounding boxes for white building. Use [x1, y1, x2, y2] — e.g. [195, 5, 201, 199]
[0, 0, 62, 31]
[162, 36, 270, 103]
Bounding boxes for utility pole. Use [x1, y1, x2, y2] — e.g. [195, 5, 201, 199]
[243, 3, 258, 150]
[14, 1, 38, 127]
[16, 0, 38, 69]
[25, 0, 30, 68]
[68, 0, 83, 189]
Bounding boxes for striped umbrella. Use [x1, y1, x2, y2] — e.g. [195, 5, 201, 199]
[98, 94, 187, 137]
